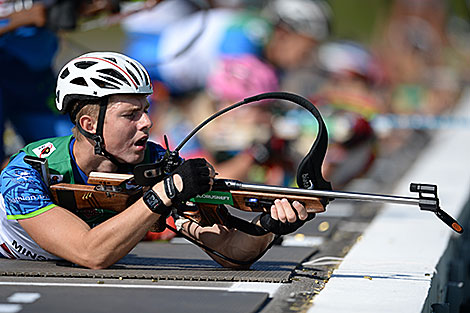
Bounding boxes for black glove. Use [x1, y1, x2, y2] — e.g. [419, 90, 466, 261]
[259, 212, 315, 235]
[170, 158, 212, 203]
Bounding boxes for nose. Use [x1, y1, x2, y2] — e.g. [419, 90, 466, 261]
[139, 111, 153, 131]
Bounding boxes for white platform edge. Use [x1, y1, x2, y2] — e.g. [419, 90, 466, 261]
[308, 90, 470, 313]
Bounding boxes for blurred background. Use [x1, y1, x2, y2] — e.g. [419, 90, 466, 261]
[1, 0, 469, 191]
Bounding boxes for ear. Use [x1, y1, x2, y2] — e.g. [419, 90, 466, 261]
[78, 115, 97, 134]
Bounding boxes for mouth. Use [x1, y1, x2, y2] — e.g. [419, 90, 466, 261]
[134, 136, 149, 149]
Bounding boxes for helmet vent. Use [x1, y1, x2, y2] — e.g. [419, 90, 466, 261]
[60, 68, 70, 79]
[125, 66, 139, 87]
[127, 61, 143, 81]
[75, 61, 97, 69]
[104, 57, 117, 63]
[91, 78, 119, 89]
[98, 74, 123, 86]
[97, 69, 130, 86]
[143, 71, 149, 86]
[71, 77, 88, 86]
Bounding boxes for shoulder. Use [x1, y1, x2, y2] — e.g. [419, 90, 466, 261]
[1, 151, 54, 218]
[2, 152, 29, 179]
[1, 151, 47, 191]
[8, 135, 75, 183]
[20, 136, 73, 156]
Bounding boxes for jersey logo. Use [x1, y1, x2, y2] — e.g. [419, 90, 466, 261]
[32, 142, 56, 158]
[13, 170, 34, 183]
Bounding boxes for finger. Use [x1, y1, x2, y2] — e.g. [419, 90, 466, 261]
[293, 201, 308, 220]
[274, 199, 287, 222]
[281, 198, 297, 223]
[270, 204, 279, 221]
[207, 163, 216, 176]
[198, 167, 210, 177]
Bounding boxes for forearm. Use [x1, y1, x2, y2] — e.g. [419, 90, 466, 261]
[0, 21, 18, 36]
[20, 183, 170, 269]
[0, 15, 27, 36]
[0, 4, 47, 36]
[71, 179, 177, 268]
[77, 198, 161, 268]
[181, 220, 274, 269]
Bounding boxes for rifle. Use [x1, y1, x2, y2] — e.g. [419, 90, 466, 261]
[48, 92, 463, 264]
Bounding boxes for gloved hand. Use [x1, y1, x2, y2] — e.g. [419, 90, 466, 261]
[259, 212, 315, 235]
[170, 158, 214, 203]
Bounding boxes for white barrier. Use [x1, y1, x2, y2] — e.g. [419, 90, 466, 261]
[308, 90, 470, 313]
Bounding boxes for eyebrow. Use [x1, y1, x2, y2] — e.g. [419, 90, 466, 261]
[126, 101, 150, 112]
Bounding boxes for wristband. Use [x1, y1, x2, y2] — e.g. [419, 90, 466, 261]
[143, 188, 171, 217]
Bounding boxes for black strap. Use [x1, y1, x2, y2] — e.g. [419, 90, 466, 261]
[164, 176, 177, 200]
[75, 97, 107, 156]
[94, 102, 108, 155]
[224, 213, 269, 236]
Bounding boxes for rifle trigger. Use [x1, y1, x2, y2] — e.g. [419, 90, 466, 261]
[244, 197, 274, 210]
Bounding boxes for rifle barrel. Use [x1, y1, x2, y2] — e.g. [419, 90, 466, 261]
[221, 180, 422, 207]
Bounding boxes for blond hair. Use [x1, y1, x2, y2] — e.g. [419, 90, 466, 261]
[70, 99, 103, 140]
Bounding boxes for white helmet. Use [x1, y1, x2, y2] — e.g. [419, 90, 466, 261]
[56, 51, 153, 114]
[264, 0, 331, 41]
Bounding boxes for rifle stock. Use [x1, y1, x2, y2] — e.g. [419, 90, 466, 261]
[193, 190, 325, 214]
[49, 183, 142, 213]
[49, 172, 326, 227]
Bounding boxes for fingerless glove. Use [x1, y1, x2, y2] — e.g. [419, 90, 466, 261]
[259, 212, 316, 235]
[170, 158, 212, 203]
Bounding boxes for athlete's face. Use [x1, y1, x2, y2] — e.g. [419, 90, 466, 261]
[103, 94, 153, 164]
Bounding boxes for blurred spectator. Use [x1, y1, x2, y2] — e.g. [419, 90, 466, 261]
[293, 40, 383, 188]
[0, 0, 73, 166]
[121, 0, 200, 36]
[315, 40, 387, 118]
[150, 54, 282, 183]
[368, 0, 463, 158]
[122, 0, 331, 95]
[376, 0, 461, 115]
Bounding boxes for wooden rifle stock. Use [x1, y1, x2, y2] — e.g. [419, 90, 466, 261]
[49, 172, 141, 213]
[49, 173, 166, 232]
[49, 172, 326, 230]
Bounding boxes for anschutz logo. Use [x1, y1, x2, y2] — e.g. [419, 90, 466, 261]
[192, 191, 233, 205]
[196, 194, 230, 201]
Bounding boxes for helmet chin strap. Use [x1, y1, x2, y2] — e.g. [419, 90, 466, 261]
[76, 97, 133, 173]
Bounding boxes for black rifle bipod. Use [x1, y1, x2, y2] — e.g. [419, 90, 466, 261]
[410, 183, 463, 233]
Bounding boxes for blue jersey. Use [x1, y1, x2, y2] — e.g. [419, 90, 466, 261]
[0, 136, 167, 260]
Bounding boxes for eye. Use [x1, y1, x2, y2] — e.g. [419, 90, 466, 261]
[123, 111, 137, 119]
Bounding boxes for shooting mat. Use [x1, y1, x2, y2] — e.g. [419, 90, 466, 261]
[0, 242, 317, 283]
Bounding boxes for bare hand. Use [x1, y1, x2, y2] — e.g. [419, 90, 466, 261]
[270, 199, 308, 223]
[10, 3, 47, 28]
